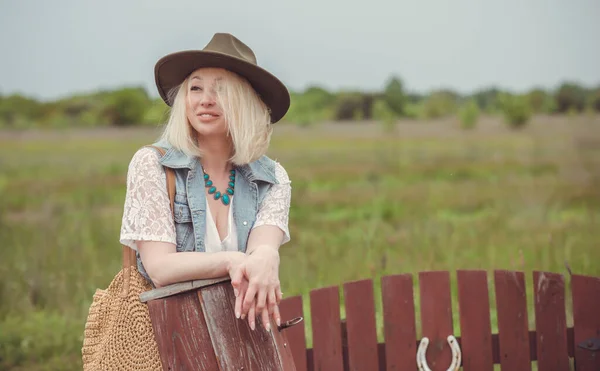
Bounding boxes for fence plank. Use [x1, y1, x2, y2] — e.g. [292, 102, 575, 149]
[146, 292, 219, 370]
[344, 279, 380, 371]
[199, 284, 294, 370]
[280, 295, 308, 371]
[419, 271, 454, 371]
[494, 270, 531, 371]
[457, 270, 494, 371]
[381, 274, 417, 371]
[533, 271, 569, 371]
[310, 286, 344, 371]
[572, 274, 600, 371]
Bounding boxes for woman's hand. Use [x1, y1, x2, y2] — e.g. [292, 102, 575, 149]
[230, 245, 283, 331]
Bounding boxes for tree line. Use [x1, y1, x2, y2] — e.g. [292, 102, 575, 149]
[0, 77, 599, 129]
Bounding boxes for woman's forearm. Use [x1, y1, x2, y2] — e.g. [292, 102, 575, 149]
[245, 225, 284, 255]
[137, 241, 243, 288]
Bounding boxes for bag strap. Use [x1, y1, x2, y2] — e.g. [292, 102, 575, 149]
[121, 145, 176, 297]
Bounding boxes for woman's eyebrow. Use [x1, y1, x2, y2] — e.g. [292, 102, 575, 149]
[190, 76, 222, 83]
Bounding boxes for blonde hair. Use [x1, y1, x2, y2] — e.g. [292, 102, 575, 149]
[159, 69, 273, 165]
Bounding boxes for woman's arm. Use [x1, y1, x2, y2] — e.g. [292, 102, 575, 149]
[138, 241, 246, 288]
[121, 148, 245, 287]
[231, 161, 292, 330]
[231, 225, 284, 331]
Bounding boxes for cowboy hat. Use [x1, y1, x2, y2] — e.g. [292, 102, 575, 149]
[154, 33, 290, 123]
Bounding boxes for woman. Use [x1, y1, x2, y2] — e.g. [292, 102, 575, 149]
[119, 33, 291, 332]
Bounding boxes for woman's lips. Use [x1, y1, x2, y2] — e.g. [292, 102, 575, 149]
[197, 112, 220, 123]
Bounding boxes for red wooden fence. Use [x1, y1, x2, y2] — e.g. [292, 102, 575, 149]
[279, 270, 600, 371]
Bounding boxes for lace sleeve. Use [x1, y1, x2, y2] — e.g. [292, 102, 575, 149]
[119, 147, 176, 251]
[252, 161, 292, 245]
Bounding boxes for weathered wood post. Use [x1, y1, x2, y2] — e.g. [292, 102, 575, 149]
[140, 277, 301, 370]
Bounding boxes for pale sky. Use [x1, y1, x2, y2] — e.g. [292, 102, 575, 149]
[1, 0, 598, 101]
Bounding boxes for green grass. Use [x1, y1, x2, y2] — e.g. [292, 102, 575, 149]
[1, 115, 599, 370]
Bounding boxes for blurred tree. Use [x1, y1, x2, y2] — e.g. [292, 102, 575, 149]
[303, 86, 336, 110]
[283, 86, 336, 126]
[527, 88, 548, 113]
[102, 87, 151, 126]
[372, 98, 396, 133]
[555, 82, 586, 113]
[472, 87, 502, 113]
[459, 99, 479, 130]
[361, 94, 374, 120]
[403, 102, 423, 119]
[334, 93, 364, 121]
[588, 87, 600, 112]
[406, 92, 424, 104]
[421, 90, 460, 119]
[499, 93, 531, 129]
[383, 76, 406, 116]
[0, 94, 43, 127]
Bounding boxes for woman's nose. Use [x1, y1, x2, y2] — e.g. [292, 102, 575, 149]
[200, 93, 216, 107]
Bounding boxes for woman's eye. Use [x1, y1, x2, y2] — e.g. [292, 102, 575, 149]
[190, 86, 203, 91]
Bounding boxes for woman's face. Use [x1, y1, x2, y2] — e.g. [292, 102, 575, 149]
[186, 68, 228, 139]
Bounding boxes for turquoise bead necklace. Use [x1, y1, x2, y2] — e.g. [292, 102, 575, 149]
[203, 169, 235, 206]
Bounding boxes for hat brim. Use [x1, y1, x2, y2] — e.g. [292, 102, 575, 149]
[154, 50, 290, 123]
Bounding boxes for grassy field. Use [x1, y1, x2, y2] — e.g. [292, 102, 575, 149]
[1, 115, 599, 370]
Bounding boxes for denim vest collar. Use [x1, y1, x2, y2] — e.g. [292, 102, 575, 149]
[157, 143, 277, 185]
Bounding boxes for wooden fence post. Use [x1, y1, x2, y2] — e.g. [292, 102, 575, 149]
[344, 279, 380, 370]
[533, 271, 569, 371]
[572, 274, 600, 371]
[419, 271, 454, 371]
[381, 274, 417, 370]
[310, 286, 344, 371]
[457, 270, 494, 371]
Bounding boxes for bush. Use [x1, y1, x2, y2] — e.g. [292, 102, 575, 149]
[283, 86, 336, 126]
[499, 94, 531, 129]
[421, 90, 460, 119]
[472, 87, 502, 114]
[102, 87, 150, 126]
[372, 99, 396, 132]
[588, 88, 600, 112]
[0, 95, 43, 128]
[383, 76, 406, 116]
[57, 96, 108, 127]
[555, 83, 587, 113]
[527, 88, 549, 113]
[334, 93, 365, 121]
[403, 102, 423, 119]
[459, 100, 479, 130]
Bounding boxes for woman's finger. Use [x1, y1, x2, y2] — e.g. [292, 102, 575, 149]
[235, 279, 248, 319]
[242, 283, 258, 316]
[261, 306, 270, 331]
[255, 286, 267, 316]
[272, 303, 281, 327]
[267, 288, 277, 315]
[248, 302, 256, 331]
[276, 289, 283, 305]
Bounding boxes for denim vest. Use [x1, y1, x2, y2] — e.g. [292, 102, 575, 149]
[136, 140, 279, 284]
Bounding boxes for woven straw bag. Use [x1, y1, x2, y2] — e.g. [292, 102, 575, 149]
[82, 145, 175, 371]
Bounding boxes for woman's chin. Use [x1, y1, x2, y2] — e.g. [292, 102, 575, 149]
[192, 122, 228, 138]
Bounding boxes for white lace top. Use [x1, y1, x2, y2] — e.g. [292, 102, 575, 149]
[119, 148, 291, 251]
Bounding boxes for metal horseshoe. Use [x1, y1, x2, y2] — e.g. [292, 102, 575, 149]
[416, 335, 461, 371]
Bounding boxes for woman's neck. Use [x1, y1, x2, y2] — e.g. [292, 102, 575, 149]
[197, 135, 233, 174]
